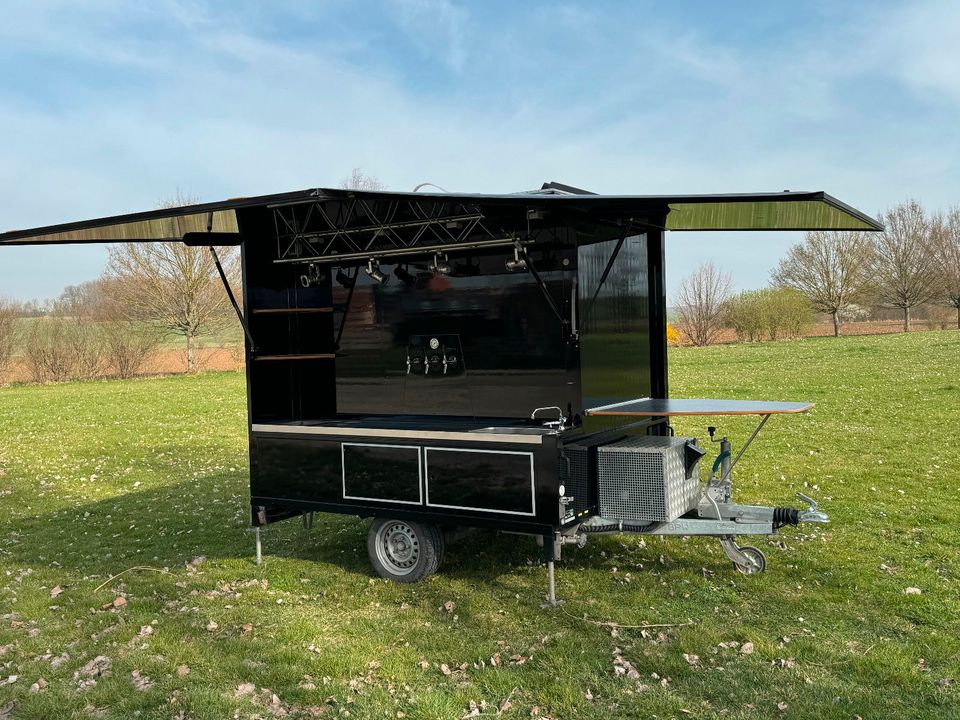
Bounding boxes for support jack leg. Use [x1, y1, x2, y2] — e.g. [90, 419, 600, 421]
[541, 560, 564, 608]
[538, 534, 565, 608]
[254, 526, 262, 566]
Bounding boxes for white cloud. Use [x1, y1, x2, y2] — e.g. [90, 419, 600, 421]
[385, 0, 469, 72]
[858, 0, 960, 104]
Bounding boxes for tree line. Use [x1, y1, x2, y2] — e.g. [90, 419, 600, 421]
[676, 199, 960, 345]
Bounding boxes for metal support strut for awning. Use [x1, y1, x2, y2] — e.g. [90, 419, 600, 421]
[518, 243, 569, 330]
[580, 221, 635, 325]
[209, 247, 256, 352]
[201, 211, 256, 352]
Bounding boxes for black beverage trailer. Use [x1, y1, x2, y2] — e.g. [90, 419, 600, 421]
[0, 183, 881, 604]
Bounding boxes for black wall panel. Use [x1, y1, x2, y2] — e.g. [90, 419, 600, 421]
[333, 248, 579, 420]
[577, 234, 652, 430]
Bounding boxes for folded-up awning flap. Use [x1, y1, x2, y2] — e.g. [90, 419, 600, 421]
[0, 190, 316, 245]
[0, 187, 882, 246]
[0, 207, 240, 245]
[664, 193, 881, 231]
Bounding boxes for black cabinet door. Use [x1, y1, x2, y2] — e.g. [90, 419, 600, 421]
[342, 443, 422, 505]
[424, 447, 536, 516]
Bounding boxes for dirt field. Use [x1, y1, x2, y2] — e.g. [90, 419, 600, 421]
[1, 347, 242, 384]
[710, 319, 949, 344]
[140, 346, 242, 374]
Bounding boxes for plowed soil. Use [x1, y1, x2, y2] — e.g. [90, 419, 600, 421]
[1, 347, 241, 384]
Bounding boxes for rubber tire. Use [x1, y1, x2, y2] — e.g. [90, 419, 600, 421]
[733, 545, 766, 574]
[367, 518, 445, 583]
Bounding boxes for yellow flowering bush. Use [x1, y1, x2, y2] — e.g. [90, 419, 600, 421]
[666, 322, 683, 346]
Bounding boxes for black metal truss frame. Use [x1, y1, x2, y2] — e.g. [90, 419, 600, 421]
[271, 196, 522, 265]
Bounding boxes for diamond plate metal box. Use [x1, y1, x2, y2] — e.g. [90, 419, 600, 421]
[597, 436, 701, 522]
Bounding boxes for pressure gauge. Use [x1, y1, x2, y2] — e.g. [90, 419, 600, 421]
[429, 337, 440, 350]
[558, 484, 566, 496]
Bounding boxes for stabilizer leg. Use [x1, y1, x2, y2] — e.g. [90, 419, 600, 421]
[540, 535, 565, 608]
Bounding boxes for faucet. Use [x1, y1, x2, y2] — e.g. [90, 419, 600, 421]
[531, 406, 566, 430]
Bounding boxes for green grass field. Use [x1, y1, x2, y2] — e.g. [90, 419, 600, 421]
[1, 332, 958, 719]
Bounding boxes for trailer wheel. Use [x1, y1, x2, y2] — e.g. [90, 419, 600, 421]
[368, 518, 444, 583]
[733, 545, 766, 574]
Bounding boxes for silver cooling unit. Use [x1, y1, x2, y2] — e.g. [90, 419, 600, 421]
[597, 436, 701, 522]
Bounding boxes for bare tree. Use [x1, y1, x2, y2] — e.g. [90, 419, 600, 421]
[931, 207, 960, 329]
[39, 278, 162, 379]
[340, 168, 386, 191]
[675, 262, 733, 346]
[0, 298, 18, 380]
[104, 192, 240, 372]
[871, 200, 941, 331]
[17, 281, 118, 383]
[771, 230, 875, 337]
[54, 280, 110, 320]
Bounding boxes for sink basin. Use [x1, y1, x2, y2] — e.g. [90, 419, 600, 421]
[470, 426, 557, 435]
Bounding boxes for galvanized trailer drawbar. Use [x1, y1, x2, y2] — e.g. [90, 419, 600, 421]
[0, 183, 881, 605]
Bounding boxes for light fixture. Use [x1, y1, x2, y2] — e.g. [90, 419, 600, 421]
[365, 258, 388, 284]
[505, 244, 528, 272]
[335, 268, 355, 289]
[300, 263, 326, 288]
[428, 253, 451, 275]
[393, 265, 417, 287]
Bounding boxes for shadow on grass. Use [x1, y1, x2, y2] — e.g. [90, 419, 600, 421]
[278, 519, 551, 588]
[7, 464, 715, 595]
[5, 473, 521, 581]
[7, 477, 248, 568]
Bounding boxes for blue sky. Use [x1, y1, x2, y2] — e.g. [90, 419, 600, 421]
[1, 0, 958, 301]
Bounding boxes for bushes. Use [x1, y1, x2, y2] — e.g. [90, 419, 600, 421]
[666, 323, 683, 347]
[22, 316, 106, 383]
[727, 288, 813, 342]
[102, 321, 164, 379]
[0, 299, 17, 380]
[22, 316, 163, 383]
[918, 304, 954, 331]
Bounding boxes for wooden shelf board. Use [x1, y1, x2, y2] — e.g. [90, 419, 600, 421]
[253, 353, 336, 361]
[251, 307, 333, 314]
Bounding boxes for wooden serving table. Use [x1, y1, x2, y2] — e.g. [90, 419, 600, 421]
[585, 397, 813, 417]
